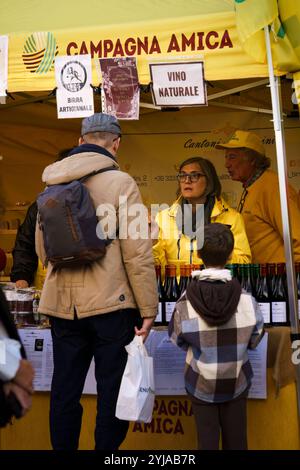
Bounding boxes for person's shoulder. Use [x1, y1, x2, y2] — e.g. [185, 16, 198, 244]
[104, 170, 137, 188]
[253, 170, 281, 198]
[262, 169, 278, 180]
[256, 169, 278, 187]
[115, 170, 135, 182]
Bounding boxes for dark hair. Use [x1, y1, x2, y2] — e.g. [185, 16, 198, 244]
[198, 223, 234, 267]
[243, 149, 271, 170]
[177, 157, 221, 199]
[178, 157, 222, 225]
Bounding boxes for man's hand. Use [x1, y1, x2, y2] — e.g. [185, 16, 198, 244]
[13, 359, 34, 394]
[135, 317, 155, 342]
[15, 280, 29, 289]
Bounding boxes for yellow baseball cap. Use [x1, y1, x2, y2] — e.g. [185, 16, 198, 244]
[215, 130, 265, 156]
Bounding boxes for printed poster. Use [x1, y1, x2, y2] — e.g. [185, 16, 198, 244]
[100, 57, 139, 120]
[55, 54, 94, 119]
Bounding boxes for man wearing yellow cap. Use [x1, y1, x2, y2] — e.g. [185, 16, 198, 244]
[216, 130, 300, 263]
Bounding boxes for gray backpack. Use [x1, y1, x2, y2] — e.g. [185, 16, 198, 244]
[37, 166, 116, 268]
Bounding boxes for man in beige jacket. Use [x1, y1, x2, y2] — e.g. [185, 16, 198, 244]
[36, 113, 158, 450]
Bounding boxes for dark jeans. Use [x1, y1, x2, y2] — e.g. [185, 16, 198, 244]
[188, 388, 249, 450]
[50, 309, 141, 450]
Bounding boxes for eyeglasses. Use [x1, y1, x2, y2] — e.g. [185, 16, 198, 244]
[177, 172, 206, 183]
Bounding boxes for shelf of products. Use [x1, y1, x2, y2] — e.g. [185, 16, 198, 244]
[155, 262, 299, 327]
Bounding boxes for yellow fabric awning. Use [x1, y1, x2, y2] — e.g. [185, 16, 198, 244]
[235, 0, 300, 107]
[2, 0, 300, 96]
[2, 0, 273, 92]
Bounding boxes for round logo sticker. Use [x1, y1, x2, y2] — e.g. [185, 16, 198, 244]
[61, 61, 87, 92]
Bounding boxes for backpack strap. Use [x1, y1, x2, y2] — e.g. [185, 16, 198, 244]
[79, 165, 119, 243]
[79, 165, 117, 183]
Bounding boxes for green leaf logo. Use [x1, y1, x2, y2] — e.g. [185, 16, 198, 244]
[22, 32, 58, 74]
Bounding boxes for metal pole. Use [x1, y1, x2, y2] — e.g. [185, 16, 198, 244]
[264, 26, 300, 419]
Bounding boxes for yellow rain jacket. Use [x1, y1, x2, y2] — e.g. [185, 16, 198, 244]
[240, 170, 300, 263]
[153, 196, 251, 274]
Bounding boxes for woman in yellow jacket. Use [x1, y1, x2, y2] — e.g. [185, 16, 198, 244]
[153, 157, 251, 273]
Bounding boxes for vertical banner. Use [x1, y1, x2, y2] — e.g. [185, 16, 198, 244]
[0, 35, 8, 104]
[100, 57, 140, 120]
[55, 54, 94, 119]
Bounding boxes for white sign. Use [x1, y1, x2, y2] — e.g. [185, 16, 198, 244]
[247, 332, 268, 399]
[18, 328, 267, 399]
[145, 330, 268, 399]
[0, 35, 8, 100]
[55, 54, 94, 119]
[150, 61, 207, 107]
[18, 328, 53, 391]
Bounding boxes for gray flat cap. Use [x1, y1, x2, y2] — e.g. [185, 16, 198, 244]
[81, 113, 121, 136]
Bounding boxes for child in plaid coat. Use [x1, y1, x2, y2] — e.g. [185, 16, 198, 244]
[168, 223, 264, 450]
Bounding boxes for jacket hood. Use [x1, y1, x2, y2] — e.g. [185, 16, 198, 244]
[42, 145, 119, 185]
[186, 268, 242, 326]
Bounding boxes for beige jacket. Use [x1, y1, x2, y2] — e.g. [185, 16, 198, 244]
[36, 148, 158, 320]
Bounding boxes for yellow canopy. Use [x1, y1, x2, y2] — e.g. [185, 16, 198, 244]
[1, 1, 300, 101]
[235, 0, 300, 107]
[0, 0, 274, 92]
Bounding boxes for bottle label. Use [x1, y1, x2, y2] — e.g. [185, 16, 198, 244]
[258, 302, 271, 324]
[155, 303, 163, 323]
[165, 302, 176, 322]
[272, 301, 287, 323]
[32, 299, 39, 314]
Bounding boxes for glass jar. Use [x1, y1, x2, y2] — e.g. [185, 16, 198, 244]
[15, 289, 35, 327]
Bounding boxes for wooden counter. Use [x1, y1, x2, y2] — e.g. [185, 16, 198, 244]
[0, 327, 299, 450]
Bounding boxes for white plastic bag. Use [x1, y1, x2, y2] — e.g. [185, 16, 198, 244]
[115, 335, 155, 423]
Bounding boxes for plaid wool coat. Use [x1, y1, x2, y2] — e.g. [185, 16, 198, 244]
[168, 286, 264, 403]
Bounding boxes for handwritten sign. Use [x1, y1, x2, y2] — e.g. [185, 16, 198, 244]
[150, 61, 207, 107]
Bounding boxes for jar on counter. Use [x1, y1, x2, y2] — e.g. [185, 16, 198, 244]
[3, 288, 18, 317]
[15, 289, 35, 327]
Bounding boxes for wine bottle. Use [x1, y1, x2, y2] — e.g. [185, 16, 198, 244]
[267, 262, 276, 292]
[271, 263, 289, 326]
[154, 265, 165, 326]
[184, 264, 193, 290]
[239, 264, 252, 294]
[250, 264, 259, 298]
[225, 264, 238, 279]
[178, 265, 188, 297]
[255, 264, 271, 326]
[164, 264, 179, 324]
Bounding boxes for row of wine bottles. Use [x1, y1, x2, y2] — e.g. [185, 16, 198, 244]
[154, 263, 300, 327]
